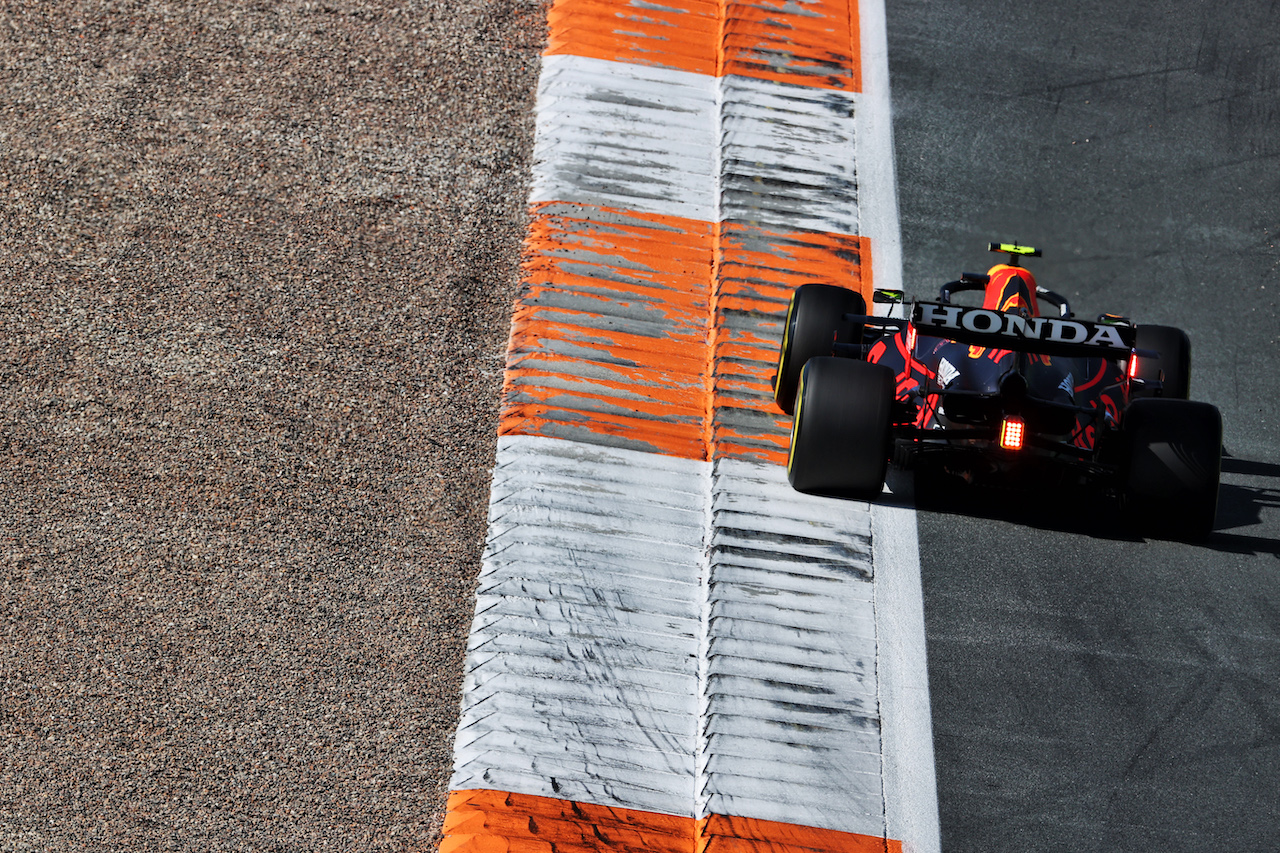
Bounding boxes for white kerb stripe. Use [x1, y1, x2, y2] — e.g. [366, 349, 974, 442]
[719, 75, 859, 234]
[531, 55, 718, 221]
[699, 456, 886, 836]
[453, 434, 705, 818]
[532, 53, 864, 234]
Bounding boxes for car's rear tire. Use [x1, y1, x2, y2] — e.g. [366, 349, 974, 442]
[773, 284, 866, 415]
[1121, 398, 1221, 540]
[787, 357, 894, 500]
[1132, 324, 1191, 399]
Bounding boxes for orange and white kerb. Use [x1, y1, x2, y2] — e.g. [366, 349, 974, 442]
[440, 2, 938, 852]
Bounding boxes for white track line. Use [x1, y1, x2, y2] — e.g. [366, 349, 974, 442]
[855, 0, 904, 295]
[860, 0, 939, 848]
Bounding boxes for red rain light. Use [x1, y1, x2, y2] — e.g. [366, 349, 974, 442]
[1128, 353, 1139, 379]
[999, 417, 1026, 451]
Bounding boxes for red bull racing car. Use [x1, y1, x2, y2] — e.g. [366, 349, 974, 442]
[774, 243, 1222, 539]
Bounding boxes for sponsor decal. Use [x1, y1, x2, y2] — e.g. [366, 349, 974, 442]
[937, 357, 959, 388]
[1058, 372, 1074, 398]
[912, 303, 1135, 356]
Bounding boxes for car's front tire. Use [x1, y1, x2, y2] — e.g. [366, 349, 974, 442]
[787, 357, 894, 500]
[773, 284, 866, 415]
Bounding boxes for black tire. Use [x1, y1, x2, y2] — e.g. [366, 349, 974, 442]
[1132, 324, 1191, 399]
[1121, 398, 1221, 540]
[773, 284, 866, 415]
[787, 357, 894, 499]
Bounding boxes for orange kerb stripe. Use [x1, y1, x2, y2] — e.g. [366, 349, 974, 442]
[718, 226, 872, 305]
[442, 790, 691, 853]
[721, 0, 862, 92]
[711, 226, 871, 465]
[442, 790, 901, 853]
[698, 813, 903, 853]
[545, 0, 862, 92]
[545, 0, 721, 75]
[501, 211, 871, 463]
[501, 202, 714, 460]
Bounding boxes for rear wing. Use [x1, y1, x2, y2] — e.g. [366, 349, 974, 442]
[911, 302, 1136, 359]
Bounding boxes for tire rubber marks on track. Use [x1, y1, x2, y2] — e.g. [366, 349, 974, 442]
[455, 436, 703, 818]
[503, 203, 714, 459]
[703, 457, 885, 834]
[443, 0, 925, 848]
[714, 226, 871, 465]
[517, 52, 870, 460]
[532, 58, 718, 222]
[718, 74, 859, 235]
[532, 55, 861, 233]
[450, 437, 896, 842]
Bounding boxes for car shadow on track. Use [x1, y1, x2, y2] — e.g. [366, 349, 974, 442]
[884, 453, 1280, 556]
[889, 465, 1142, 542]
[1206, 455, 1280, 557]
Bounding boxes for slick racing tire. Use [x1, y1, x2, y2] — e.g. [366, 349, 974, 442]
[787, 357, 894, 500]
[773, 284, 866, 415]
[1132, 325, 1191, 399]
[1121, 398, 1221, 540]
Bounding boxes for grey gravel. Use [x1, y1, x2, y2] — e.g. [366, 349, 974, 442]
[0, 2, 545, 849]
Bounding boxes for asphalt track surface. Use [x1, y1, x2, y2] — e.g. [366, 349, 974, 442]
[887, 1, 1280, 850]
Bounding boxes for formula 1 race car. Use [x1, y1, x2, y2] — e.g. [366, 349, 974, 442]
[774, 243, 1222, 539]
